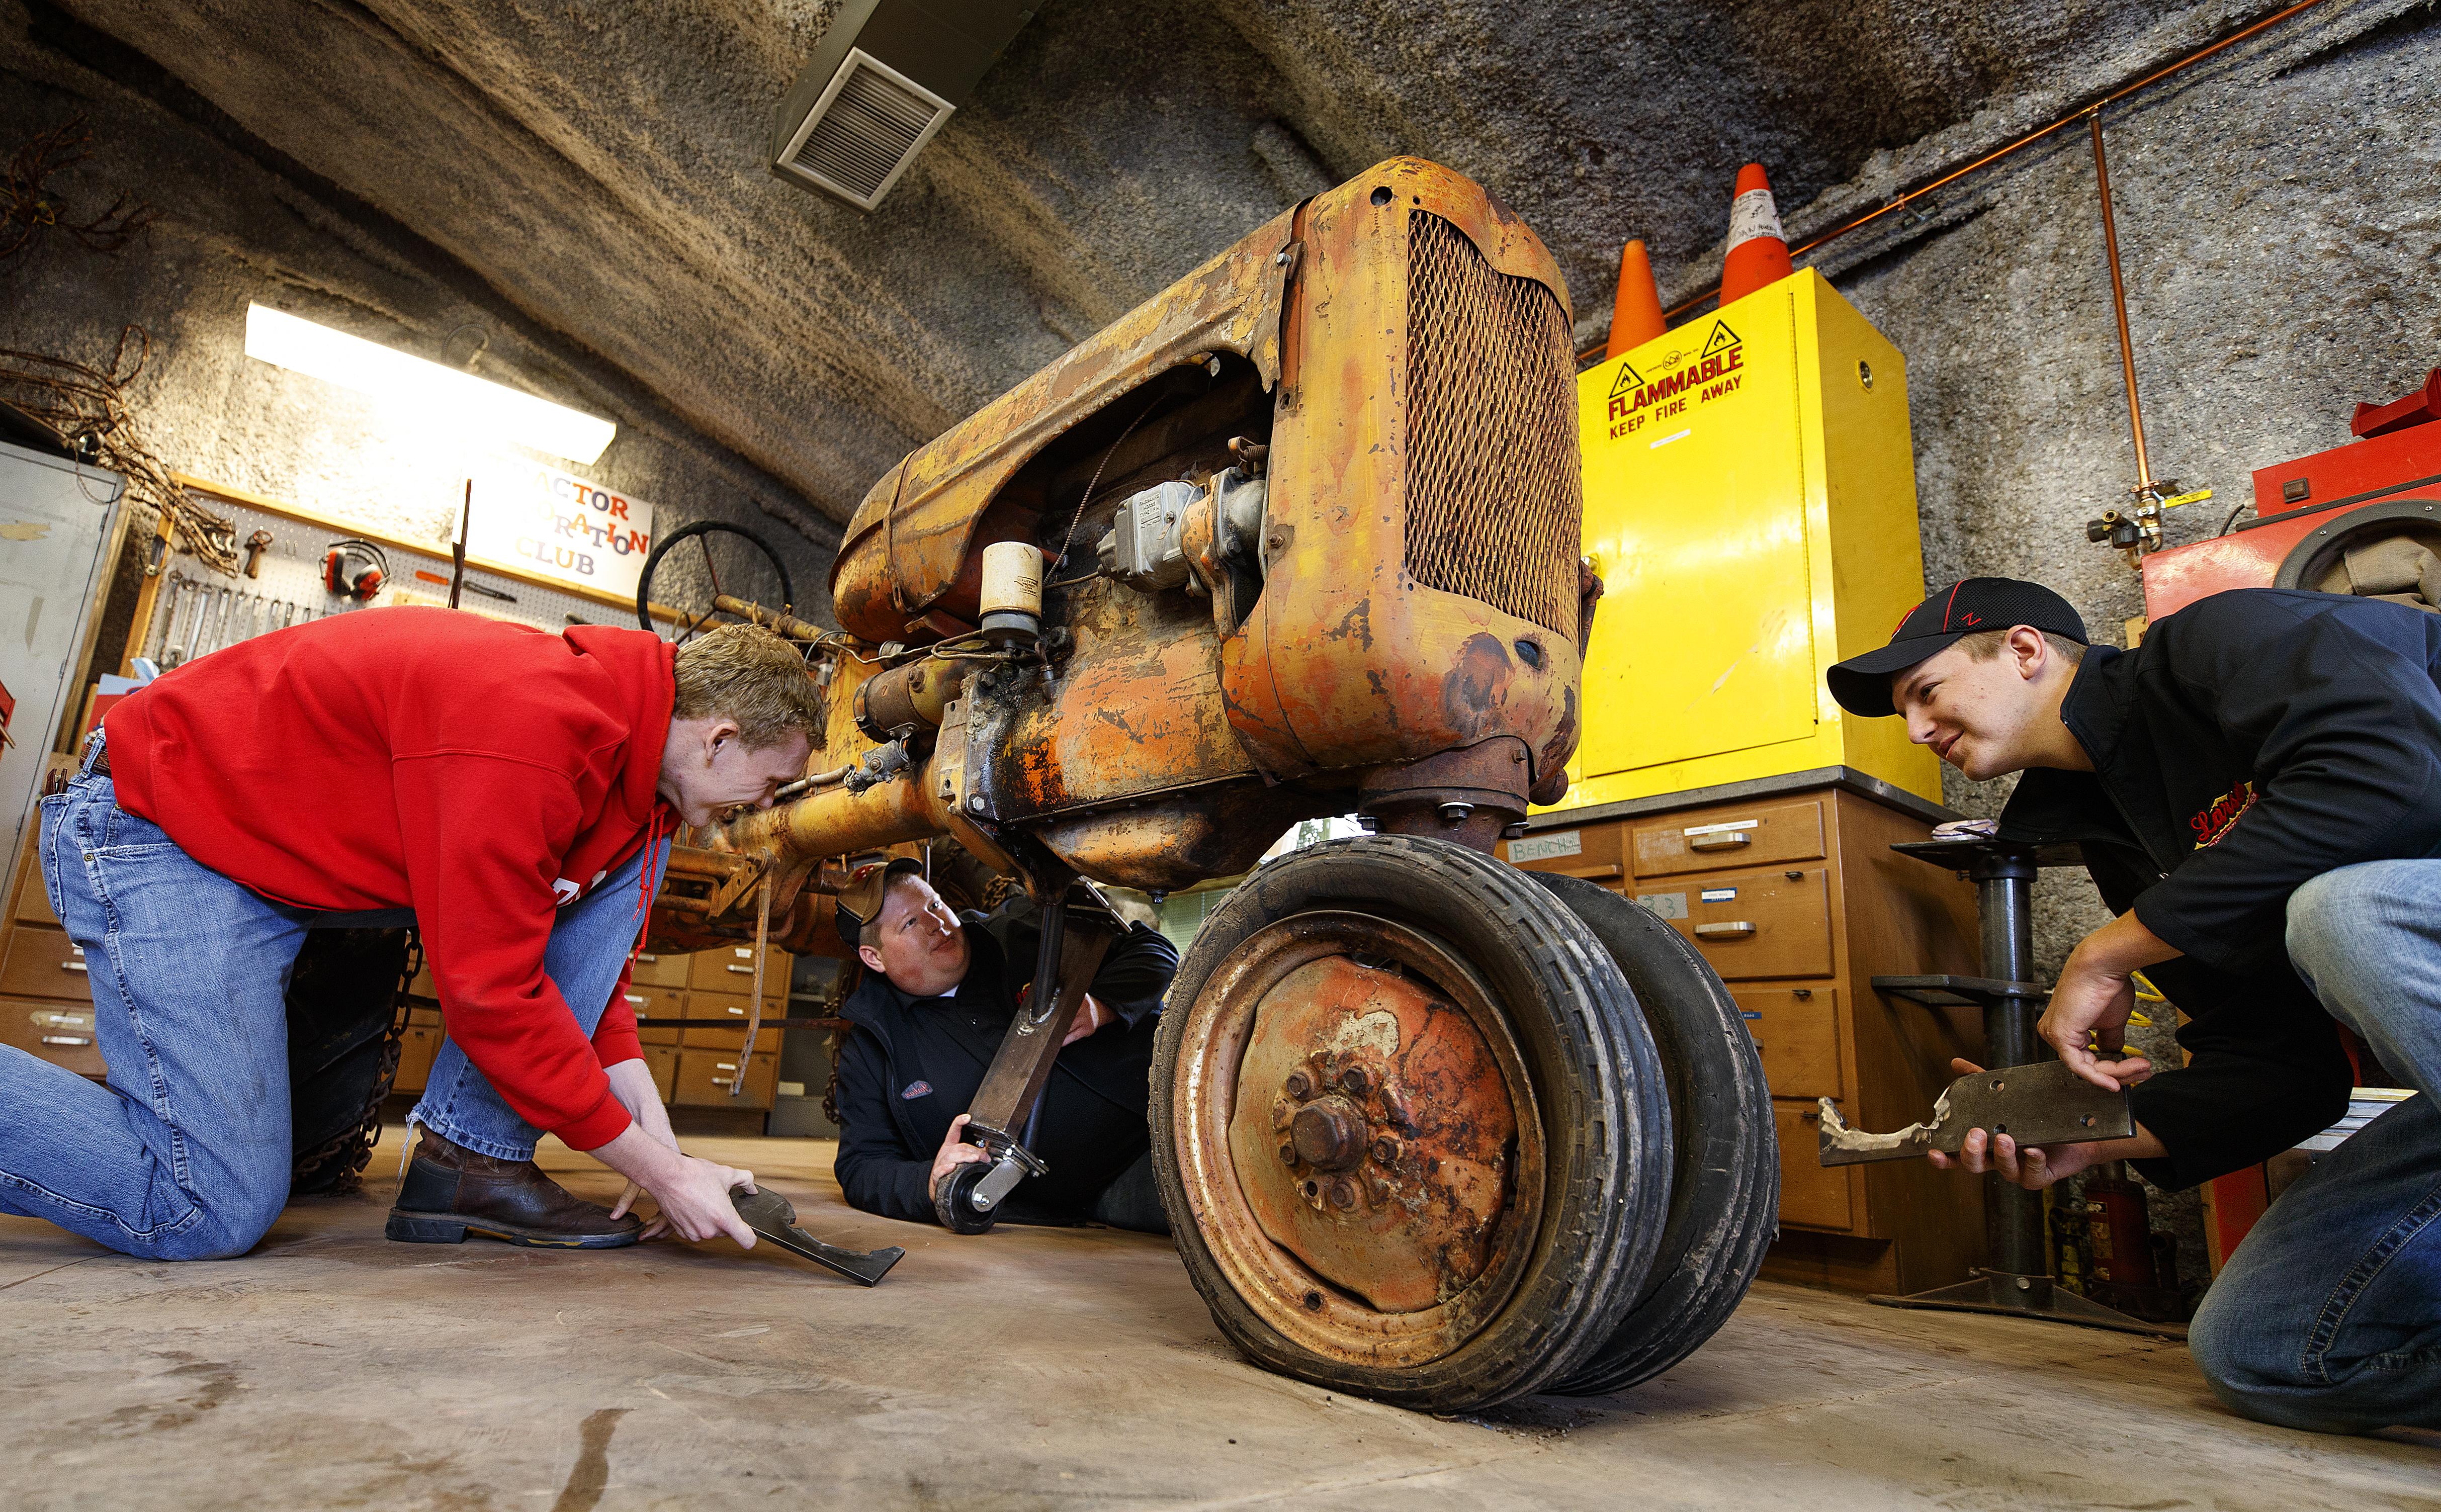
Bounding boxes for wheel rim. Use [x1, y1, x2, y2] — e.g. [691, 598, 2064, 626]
[1171, 910, 1546, 1368]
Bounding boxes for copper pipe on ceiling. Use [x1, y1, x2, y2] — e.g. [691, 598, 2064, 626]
[1575, 0, 2343, 363]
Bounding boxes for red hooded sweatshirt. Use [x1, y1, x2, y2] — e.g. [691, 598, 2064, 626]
[105, 607, 674, 1151]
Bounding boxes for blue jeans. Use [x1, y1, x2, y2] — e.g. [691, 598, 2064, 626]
[2186, 860, 2441, 1433]
[0, 738, 665, 1260]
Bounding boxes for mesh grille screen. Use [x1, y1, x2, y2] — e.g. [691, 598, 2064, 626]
[793, 60, 944, 203]
[1403, 212, 1582, 640]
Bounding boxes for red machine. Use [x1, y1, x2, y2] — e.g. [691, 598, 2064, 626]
[2142, 368, 2441, 618]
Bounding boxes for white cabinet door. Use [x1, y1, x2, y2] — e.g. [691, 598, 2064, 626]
[0, 438, 126, 866]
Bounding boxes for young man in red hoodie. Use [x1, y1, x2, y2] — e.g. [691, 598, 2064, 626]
[7, 609, 815, 1259]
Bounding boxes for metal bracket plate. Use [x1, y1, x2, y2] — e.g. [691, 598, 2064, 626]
[1818, 1060, 2133, 1167]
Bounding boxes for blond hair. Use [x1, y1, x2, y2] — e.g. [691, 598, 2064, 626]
[671, 623, 823, 749]
[1957, 627, 2086, 667]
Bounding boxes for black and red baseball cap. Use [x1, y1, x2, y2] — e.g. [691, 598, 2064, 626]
[1826, 578, 2088, 718]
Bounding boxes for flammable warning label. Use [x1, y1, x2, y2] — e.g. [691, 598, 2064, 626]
[1602, 318, 1746, 441]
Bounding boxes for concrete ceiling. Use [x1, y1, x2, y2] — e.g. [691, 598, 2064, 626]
[42, 0, 2211, 537]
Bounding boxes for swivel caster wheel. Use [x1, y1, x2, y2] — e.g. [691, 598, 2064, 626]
[933, 1160, 1003, 1235]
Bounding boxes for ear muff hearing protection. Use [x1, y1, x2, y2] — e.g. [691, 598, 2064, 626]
[322, 540, 389, 602]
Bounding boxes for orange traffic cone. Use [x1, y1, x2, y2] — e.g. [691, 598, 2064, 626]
[1605, 238, 1666, 358]
[1718, 163, 1794, 305]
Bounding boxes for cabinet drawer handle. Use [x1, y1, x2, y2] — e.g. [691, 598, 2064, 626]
[1695, 921, 1757, 940]
[726, 964, 755, 974]
[638, 954, 658, 962]
[726, 1006, 745, 1016]
[712, 1077, 738, 1087]
[624, 995, 648, 1005]
[61, 961, 89, 973]
[1688, 832, 1751, 851]
[716, 1060, 739, 1071]
[42, 1034, 92, 1046]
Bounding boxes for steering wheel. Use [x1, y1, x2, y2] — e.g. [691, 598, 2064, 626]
[635, 520, 796, 643]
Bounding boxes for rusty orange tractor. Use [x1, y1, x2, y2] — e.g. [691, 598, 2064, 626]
[648, 157, 1776, 1410]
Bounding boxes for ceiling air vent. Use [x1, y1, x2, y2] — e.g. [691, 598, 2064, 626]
[768, 0, 1036, 213]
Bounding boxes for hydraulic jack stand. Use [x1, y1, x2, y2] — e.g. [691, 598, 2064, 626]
[932, 873, 1122, 1234]
[1852, 835, 2185, 1339]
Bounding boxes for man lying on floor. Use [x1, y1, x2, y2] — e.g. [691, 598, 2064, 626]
[829, 858, 1179, 1231]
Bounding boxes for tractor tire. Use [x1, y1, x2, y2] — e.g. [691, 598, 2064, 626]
[1529, 875, 1778, 1396]
[1150, 835, 1673, 1411]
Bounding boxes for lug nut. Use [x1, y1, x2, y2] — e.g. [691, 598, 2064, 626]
[1284, 1071, 1311, 1099]
[1371, 1137, 1398, 1165]
[1340, 1067, 1369, 1097]
[1438, 803, 1474, 822]
[1326, 1178, 1357, 1210]
[1278, 1142, 1296, 1165]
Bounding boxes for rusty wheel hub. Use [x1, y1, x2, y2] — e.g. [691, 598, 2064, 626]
[1171, 911, 1544, 1367]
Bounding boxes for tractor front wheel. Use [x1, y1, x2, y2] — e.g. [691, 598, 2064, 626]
[1150, 836, 1674, 1411]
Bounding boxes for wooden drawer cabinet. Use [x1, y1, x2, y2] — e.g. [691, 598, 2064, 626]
[2, 923, 94, 1002]
[14, 853, 59, 925]
[688, 943, 788, 1001]
[624, 984, 683, 1044]
[1, 994, 106, 1077]
[394, 1022, 444, 1092]
[684, 991, 758, 1024]
[1643, 865, 1832, 980]
[1774, 1103, 1854, 1230]
[643, 1046, 678, 1101]
[674, 1049, 777, 1108]
[1630, 798, 1824, 878]
[1732, 985, 1842, 1098]
[1509, 780, 1982, 1295]
[1498, 822, 1626, 883]
[630, 951, 691, 988]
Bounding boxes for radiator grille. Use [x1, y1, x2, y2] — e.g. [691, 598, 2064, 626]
[1403, 212, 1582, 640]
[787, 52, 950, 209]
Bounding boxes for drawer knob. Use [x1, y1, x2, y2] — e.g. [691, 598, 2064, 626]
[1695, 921, 1757, 940]
[1689, 832, 1751, 851]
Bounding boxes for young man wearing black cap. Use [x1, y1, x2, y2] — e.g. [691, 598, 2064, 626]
[1826, 577, 2440, 1436]
[827, 858, 1181, 1230]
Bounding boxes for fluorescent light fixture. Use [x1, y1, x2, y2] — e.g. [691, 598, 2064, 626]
[243, 304, 616, 465]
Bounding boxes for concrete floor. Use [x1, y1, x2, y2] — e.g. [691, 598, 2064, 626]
[3, 1130, 2432, 1511]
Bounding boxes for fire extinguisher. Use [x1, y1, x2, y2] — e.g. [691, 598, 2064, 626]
[2083, 1162, 2158, 1292]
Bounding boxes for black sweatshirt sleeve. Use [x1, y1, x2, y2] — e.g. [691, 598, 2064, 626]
[830, 1028, 940, 1224]
[2122, 956, 2355, 1190]
[2132, 597, 2441, 971]
[1090, 923, 1180, 1030]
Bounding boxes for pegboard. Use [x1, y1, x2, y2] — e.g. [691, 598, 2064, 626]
[135, 484, 678, 670]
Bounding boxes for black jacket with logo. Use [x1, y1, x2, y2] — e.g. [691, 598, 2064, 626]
[832, 910, 1179, 1224]
[1996, 588, 2441, 1188]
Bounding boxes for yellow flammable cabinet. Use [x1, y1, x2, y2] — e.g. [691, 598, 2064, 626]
[1559, 268, 1939, 809]
[1507, 271, 1993, 1295]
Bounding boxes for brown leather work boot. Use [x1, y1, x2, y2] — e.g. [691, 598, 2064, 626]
[385, 1127, 644, 1249]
